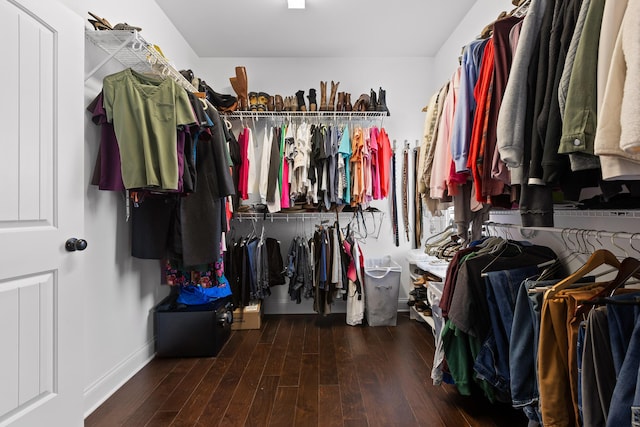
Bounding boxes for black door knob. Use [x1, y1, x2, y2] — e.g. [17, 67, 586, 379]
[65, 238, 88, 252]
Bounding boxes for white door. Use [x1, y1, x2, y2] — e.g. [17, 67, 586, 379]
[0, 0, 84, 426]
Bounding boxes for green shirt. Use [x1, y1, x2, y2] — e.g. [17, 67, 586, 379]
[103, 68, 195, 190]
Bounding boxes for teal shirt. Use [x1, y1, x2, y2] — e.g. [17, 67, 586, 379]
[338, 126, 352, 203]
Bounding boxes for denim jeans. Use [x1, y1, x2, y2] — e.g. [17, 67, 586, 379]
[633, 363, 640, 427]
[608, 313, 640, 427]
[607, 294, 640, 375]
[474, 266, 539, 399]
[509, 278, 558, 424]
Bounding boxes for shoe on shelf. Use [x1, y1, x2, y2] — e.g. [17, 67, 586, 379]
[413, 276, 427, 286]
[248, 92, 258, 111]
[88, 12, 113, 30]
[275, 94, 284, 111]
[308, 88, 317, 111]
[367, 88, 377, 112]
[257, 92, 270, 111]
[329, 81, 339, 111]
[296, 90, 307, 112]
[353, 93, 370, 112]
[319, 81, 328, 111]
[377, 86, 389, 115]
[113, 23, 142, 32]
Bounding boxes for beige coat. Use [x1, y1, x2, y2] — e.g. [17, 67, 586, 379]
[594, 1, 640, 180]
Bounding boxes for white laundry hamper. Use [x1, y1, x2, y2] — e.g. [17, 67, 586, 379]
[364, 256, 402, 326]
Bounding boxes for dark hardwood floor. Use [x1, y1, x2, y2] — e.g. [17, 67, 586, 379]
[85, 313, 528, 427]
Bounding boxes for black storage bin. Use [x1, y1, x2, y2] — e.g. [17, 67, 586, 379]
[154, 295, 233, 357]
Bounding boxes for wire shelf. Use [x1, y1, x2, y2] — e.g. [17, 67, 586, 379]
[85, 29, 197, 92]
[489, 209, 640, 219]
[223, 111, 389, 120]
[233, 210, 383, 222]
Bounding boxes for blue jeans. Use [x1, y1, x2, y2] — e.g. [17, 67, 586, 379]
[474, 266, 539, 399]
[609, 312, 640, 427]
[633, 363, 640, 427]
[509, 278, 557, 424]
[607, 294, 640, 375]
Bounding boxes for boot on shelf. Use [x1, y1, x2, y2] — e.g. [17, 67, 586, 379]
[377, 87, 389, 115]
[275, 94, 284, 112]
[353, 93, 370, 112]
[232, 66, 248, 111]
[248, 92, 258, 111]
[229, 77, 246, 111]
[329, 81, 339, 111]
[344, 93, 352, 111]
[267, 95, 275, 111]
[308, 88, 317, 111]
[296, 90, 307, 112]
[257, 92, 269, 112]
[319, 81, 328, 111]
[290, 95, 299, 112]
[367, 88, 377, 112]
[336, 92, 345, 112]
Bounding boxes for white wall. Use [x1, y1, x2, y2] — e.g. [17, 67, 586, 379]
[197, 56, 434, 314]
[197, 57, 432, 145]
[433, 0, 514, 89]
[56, 0, 202, 417]
[54, 0, 521, 417]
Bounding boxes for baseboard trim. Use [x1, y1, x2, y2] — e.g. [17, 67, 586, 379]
[83, 340, 155, 418]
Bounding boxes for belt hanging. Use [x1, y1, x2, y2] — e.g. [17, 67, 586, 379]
[391, 141, 399, 247]
[413, 142, 422, 248]
[402, 141, 410, 242]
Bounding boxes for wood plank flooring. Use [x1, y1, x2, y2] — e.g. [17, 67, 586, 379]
[86, 313, 528, 427]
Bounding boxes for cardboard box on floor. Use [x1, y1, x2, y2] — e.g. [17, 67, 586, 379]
[232, 301, 262, 330]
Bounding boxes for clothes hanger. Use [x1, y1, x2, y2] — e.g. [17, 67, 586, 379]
[574, 257, 640, 319]
[511, 0, 531, 18]
[479, 239, 524, 276]
[545, 249, 623, 299]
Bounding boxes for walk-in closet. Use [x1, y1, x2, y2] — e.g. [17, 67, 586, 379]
[2, 0, 640, 426]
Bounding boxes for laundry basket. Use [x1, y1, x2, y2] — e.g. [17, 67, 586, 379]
[364, 256, 402, 326]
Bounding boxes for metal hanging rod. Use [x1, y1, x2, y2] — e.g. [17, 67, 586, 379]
[489, 209, 640, 219]
[224, 111, 388, 119]
[234, 211, 382, 223]
[484, 221, 640, 243]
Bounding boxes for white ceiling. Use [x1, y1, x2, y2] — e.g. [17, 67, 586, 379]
[154, 0, 477, 58]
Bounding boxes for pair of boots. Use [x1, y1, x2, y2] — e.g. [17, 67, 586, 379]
[368, 87, 390, 115]
[335, 92, 353, 112]
[229, 66, 249, 111]
[249, 92, 272, 111]
[319, 81, 341, 111]
[284, 90, 317, 112]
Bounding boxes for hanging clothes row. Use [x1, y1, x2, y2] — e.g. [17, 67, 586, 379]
[224, 227, 286, 309]
[89, 67, 236, 270]
[418, 0, 640, 230]
[284, 221, 367, 325]
[436, 227, 640, 427]
[234, 121, 394, 213]
[434, 236, 557, 403]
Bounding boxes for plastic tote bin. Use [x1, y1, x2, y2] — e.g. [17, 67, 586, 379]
[364, 256, 402, 326]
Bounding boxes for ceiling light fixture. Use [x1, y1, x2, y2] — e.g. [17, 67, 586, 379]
[288, 0, 305, 9]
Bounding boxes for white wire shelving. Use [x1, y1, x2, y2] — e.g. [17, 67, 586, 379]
[84, 29, 197, 92]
